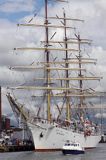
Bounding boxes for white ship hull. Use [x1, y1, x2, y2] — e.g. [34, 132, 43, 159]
[28, 120, 101, 151]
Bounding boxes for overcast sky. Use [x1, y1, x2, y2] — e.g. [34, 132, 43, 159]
[0, 0, 106, 116]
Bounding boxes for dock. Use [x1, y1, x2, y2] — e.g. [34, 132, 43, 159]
[0, 144, 34, 152]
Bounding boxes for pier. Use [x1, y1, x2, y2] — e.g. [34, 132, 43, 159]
[0, 144, 34, 152]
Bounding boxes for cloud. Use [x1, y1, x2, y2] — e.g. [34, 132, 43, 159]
[0, 0, 35, 13]
[0, 0, 106, 114]
[95, 113, 106, 119]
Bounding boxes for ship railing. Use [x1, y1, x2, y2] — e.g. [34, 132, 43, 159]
[27, 116, 101, 135]
[28, 116, 70, 128]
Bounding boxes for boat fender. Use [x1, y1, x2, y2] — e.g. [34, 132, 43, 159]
[40, 132, 43, 138]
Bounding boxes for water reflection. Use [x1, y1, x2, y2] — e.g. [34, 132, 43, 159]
[0, 144, 106, 160]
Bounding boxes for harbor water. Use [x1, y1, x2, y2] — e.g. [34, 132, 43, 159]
[0, 143, 106, 160]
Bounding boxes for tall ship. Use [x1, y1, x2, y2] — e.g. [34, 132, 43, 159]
[7, 0, 103, 151]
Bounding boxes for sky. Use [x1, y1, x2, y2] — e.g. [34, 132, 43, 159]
[0, 0, 106, 118]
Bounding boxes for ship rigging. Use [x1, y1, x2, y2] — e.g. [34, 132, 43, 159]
[6, 0, 103, 151]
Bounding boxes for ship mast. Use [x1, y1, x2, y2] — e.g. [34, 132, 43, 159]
[7, 0, 103, 124]
[63, 10, 70, 122]
[77, 34, 84, 118]
[45, 0, 51, 121]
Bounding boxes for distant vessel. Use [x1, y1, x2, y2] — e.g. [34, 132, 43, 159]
[62, 141, 85, 155]
[7, 0, 103, 151]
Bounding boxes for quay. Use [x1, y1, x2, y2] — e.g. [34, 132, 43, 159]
[0, 143, 34, 152]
